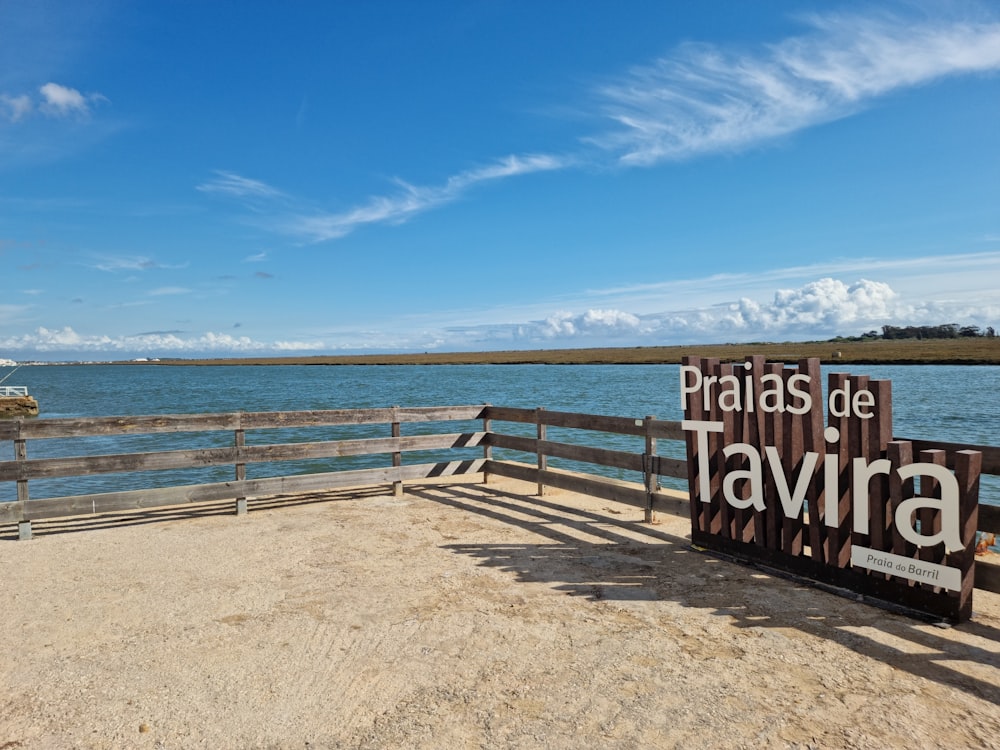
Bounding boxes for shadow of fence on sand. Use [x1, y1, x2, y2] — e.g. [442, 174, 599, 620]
[405, 481, 1000, 707]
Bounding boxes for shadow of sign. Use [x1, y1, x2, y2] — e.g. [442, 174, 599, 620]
[406, 481, 1000, 707]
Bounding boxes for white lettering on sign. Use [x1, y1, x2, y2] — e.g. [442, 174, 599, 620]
[851, 546, 961, 591]
[680, 364, 878, 420]
[681, 419, 964, 552]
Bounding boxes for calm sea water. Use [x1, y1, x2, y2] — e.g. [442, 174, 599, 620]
[2, 363, 998, 504]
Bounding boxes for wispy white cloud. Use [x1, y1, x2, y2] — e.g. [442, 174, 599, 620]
[1, 82, 106, 122]
[201, 9, 1000, 245]
[201, 154, 568, 243]
[90, 254, 188, 273]
[196, 170, 287, 200]
[593, 11, 1000, 164]
[147, 286, 191, 296]
[0, 303, 32, 325]
[280, 153, 568, 242]
[92, 255, 159, 272]
[0, 94, 33, 122]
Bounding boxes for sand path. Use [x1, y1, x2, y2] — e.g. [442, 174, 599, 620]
[2, 477, 998, 749]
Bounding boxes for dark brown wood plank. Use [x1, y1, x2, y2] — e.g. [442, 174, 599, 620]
[534, 409, 648, 436]
[536, 469, 647, 508]
[648, 420, 685, 441]
[482, 406, 536, 424]
[898, 439, 1000, 476]
[485, 432, 537, 454]
[975, 558, 1000, 593]
[653, 455, 687, 480]
[537, 440, 643, 473]
[980, 504, 1000, 533]
[482, 458, 538, 484]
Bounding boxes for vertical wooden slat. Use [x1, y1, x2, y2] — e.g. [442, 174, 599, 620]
[234, 427, 247, 515]
[781, 366, 805, 557]
[536, 407, 547, 497]
[718, 362, 737, 541]
[866, 380, 892, 555]
[482, 406, 492, 485]
[799, 358, 826, 563]
[744, 356, 766, 546]
[888, 440, 917, 564]
[644, 415, 657, 523]
[15, 431, 30, 540]
[918, 449, 946, 570]
[682, 356, 707, 533]
[848, 375, 871, 554]
[392, 406, 403, 497]
[762, 362, 784, 551]
[950, 450, 981, 621]
[827, 373, 852, 568]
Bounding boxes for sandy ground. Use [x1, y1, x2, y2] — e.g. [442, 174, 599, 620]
[1, 476, 999, 750]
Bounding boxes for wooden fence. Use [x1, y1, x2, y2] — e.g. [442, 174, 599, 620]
[2, 404, 998, 591]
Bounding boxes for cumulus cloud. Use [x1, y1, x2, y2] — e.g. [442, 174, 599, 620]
[538, 308, 646, 338]
[5, 276, 999, 358]
[39, 83, 90, 116]
[450, 277, 996, 350]
[730, 278, 897, 331]
[593, 11, 1000, 164]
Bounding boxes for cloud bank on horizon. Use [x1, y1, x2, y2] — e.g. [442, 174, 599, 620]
[4, 272, 1000, 358]
[2, 3, 999, 359]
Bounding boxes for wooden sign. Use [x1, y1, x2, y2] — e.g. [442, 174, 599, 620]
[681, 355, 980, 622]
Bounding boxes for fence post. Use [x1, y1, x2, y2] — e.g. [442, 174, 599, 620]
[536, 407, 546, 496]
[482, 404, 492, 485]
[392, 406, 403, 497]
[644, 415, 658, 524]
[15, 430, 31, 540]
[234, 424, 247, 516]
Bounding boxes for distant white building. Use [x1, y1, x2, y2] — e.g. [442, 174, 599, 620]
[0, 358, 16, 367]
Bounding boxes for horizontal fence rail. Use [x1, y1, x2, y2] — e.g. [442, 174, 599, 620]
[0, 406, 489, 530]
[2, 403, 999, 592]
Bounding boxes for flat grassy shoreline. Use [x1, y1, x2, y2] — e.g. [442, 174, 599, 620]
[139, 338, 1000, 366]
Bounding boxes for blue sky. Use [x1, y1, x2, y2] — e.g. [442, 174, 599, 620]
[2, 1, 999, 360]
